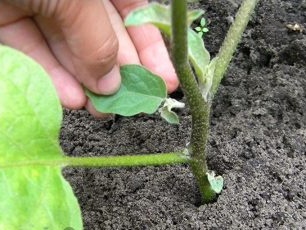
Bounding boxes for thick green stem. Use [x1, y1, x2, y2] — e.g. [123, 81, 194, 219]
[0, 152, 188, 168]
[171, 0, 215, 203]
[212, 0, 260, 94]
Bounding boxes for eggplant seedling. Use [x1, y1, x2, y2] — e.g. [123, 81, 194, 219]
[0, 0, 259, 228]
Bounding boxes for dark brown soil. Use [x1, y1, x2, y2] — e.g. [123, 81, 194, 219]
[61, 0, 306, 229]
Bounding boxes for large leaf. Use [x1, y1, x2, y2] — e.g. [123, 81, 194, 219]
[87, 65, 167, 116]
[125, 2, 204, 36]
[0, 45, 83, 229]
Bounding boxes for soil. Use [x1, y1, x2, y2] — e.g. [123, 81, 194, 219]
[61, 0, 306, 229]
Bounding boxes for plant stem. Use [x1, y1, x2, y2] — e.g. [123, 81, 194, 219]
[65, 152, 187, 167]
[212, 0, 260, 94]
[0, 152, 188, 168]
[171, 0, 216, 203]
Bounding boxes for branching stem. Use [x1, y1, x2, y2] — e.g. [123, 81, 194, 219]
[170, 0, 260, 203]
[171, 0, 215, 202]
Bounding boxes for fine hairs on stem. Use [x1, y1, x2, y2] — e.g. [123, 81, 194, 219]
[170, 0, 260, 202]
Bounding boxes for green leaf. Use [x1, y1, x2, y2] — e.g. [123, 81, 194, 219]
[87, 65, 167, 116]
[207, 171, 223, 194]
[125, 2, 212, 99]
[160, 108, 180, 124]
[188, 28, 210, 80]
[200, 17, 206, 27]
[158, 98, 185, 124]
[199, 57, 218, 102]
[125, 2, 171, 36]
[187, 9, 205, 25]
[0, 45, 82, 229]
[125, 2, 204, 36]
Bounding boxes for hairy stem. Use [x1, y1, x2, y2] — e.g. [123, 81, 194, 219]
[171, 0, 216, 202]
[212, 0, 260, 94]
[0, 152, 188, 168]
[66, 152, 187, 167]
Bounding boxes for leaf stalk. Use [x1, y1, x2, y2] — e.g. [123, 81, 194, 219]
[0, 152, 188, 168]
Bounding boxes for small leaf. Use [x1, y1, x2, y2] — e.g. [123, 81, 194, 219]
[125, 2, 171, 36]
[187, 9, 205, 26]
[158, 98, 185, 124]
[200, 17, 206, 27]
[188, 28, 210, 80]
[198, 31, 204, 38]
[87, 65, 167, 116]
[203, 28, 209, 33]
[199, 57, 218, 102]
[125, 2, 204, 37]
[0, 45, 82, 229]
[159, 107, 180, 124]
[195, 26, 202, 32]
[207, 171, 224, 194]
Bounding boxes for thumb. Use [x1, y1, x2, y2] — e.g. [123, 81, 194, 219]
[8, 0, 121, 95]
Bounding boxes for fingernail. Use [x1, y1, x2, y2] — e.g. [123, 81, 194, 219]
[97, 65, 121, 95]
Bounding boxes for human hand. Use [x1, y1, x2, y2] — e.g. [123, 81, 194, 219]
[0, 0, 178, 116]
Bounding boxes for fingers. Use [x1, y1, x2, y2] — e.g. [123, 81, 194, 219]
[7, 0, 121, 95]
[57, 0, 121, 95]
[111, 0, 179, 92]
[128, 25, 179, 92]
[33, 16, 77, 77]
[0, 3, 86, 109]
[1, 0, 178, 120]
[102, 0, 140, 65]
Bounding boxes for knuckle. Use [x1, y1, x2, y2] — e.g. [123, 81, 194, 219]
[93, 33, 119, 67]
[13, 0, 61, 17]
[40, 0, 60, 17]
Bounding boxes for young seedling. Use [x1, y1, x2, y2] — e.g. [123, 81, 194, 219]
[195, 17, 209, 38]
[0, 0, 259, 228]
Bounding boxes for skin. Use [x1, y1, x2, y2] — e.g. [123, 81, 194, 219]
[0, 0, 178, 117]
